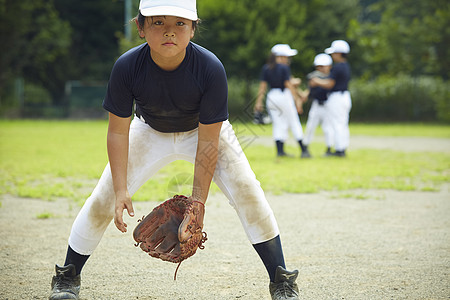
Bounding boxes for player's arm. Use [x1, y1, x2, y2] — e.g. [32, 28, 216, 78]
[191, 121, 222, 204]
[107, 112, 134, 233]
[254, 81, 268, 112]
[298, 89, 310, 103]
[309, 77, 335, 89]
[285, 79, 303, 114]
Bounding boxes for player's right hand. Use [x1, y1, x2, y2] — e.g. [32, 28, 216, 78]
[114, 190, 134, 233]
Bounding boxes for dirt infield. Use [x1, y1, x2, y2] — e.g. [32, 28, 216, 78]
[0, 136, 449, 300]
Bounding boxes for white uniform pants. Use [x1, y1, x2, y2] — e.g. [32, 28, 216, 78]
[68, 118, 279, 255]
[325, 91, 352, 151]
[266, 88, 303, 142]
[303, 100, 333, 147]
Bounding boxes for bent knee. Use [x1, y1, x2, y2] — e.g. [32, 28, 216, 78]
[87, 196, 115, 227]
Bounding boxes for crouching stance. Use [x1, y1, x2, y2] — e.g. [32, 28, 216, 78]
[49, 1, 299, 299]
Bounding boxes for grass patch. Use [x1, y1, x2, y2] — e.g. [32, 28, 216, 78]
[0, 120, 109, 178]
[231, 121, 450, 138]
[36, 212, 54, 219]
[0, 120, 448, 202]
[246, 145, 449, 194]
[348, 123, 450, 138]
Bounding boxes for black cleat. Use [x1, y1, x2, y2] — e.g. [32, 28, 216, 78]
[277, 152, 294, 158]
[269, 266, 300, 300]
[301, 149, 311, 158]
[49, 264, 81, 300]
[333, 150, 346, 157]
[323, 148, 334, 157]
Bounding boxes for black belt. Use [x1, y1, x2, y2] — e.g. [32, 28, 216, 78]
[135, 111, 147, 123]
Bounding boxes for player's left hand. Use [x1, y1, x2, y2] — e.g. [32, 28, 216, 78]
[133, 195, 208, 279]
[178, 197, 205, 243]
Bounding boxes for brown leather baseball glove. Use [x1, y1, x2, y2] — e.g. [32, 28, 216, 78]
[133, 195, 207, 279]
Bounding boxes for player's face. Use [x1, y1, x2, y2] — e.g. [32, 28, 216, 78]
[317, 65, 332, 74]
[331, 52, 344, 63]
[138, 16, 195, 69]
[276, 56, 291, 65]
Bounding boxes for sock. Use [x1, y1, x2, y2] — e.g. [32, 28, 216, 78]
[275, 140, 284, 155]
[64, 245, 90, 275]
[326, 147, 331, 153]
[298, 140, 306, 152]
[253, 235, 286, 282]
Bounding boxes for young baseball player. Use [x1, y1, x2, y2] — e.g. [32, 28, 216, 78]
[302, 53, 334, 156]
[254, 44, 310, 158]
[309, 40, 352, 157]
[48, 1, 300, 300]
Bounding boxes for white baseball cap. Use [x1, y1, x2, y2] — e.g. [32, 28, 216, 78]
[271, 44, 298, 57]
[313, 53, 333, 66]
[139, 0, 198, 21]
[325, 40, 350, 54]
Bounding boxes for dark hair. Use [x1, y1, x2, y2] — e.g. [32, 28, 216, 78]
[135, 12, 146, 29]
[267, 53, 277, 69]
[134, 12, 198, 31]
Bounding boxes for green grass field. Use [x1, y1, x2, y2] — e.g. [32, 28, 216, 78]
[0, 120, 449, 204]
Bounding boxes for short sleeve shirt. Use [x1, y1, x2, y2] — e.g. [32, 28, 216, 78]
[329, 62, 351, 92]
[307, 70, 329, 102]
[260, 64, 291, 91]
[103, 42, 229, 133]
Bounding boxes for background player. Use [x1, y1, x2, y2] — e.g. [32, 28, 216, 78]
[254, 44, 310, 158]
[310, 40, 352, 157]
[301, 53, 334, 156]
[48, 1, 300, 300]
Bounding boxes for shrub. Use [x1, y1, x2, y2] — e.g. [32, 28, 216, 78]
[350, 75, 449, 123]
[227, 77, 260, 121]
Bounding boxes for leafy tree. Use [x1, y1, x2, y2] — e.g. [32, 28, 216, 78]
[53, 0, 124, 80]
[195, 0, 307, 80]
[191, 0, 310, 106]
[348, 0, 450, 79]
[302, 0, 360, 56]
[305, 0, 362, 76]
[0, 0, 71, 104]
[191, 0, 362, 106]
[117, 0, 143, 55]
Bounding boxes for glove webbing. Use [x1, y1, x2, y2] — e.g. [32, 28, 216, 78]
[174, 230, 207, 280]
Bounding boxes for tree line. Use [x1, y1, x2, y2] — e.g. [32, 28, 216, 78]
[0, 0, 448, 121]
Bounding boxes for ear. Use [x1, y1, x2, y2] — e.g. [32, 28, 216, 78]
[135, 19, 145, 38]
[190, 27, 195, 39]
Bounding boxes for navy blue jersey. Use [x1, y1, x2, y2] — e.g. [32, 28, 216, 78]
[103, 42, 229, 133]
[329, 62, 351, 92]
[260, 64, 291, 91]
[307, 70, 329, 102]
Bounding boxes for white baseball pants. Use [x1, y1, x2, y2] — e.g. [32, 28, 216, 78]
[325, 91, 352, 151]
[303, 100, 334, 147]
[68, 117, 279, 255]
[266, 88, 303, 142]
